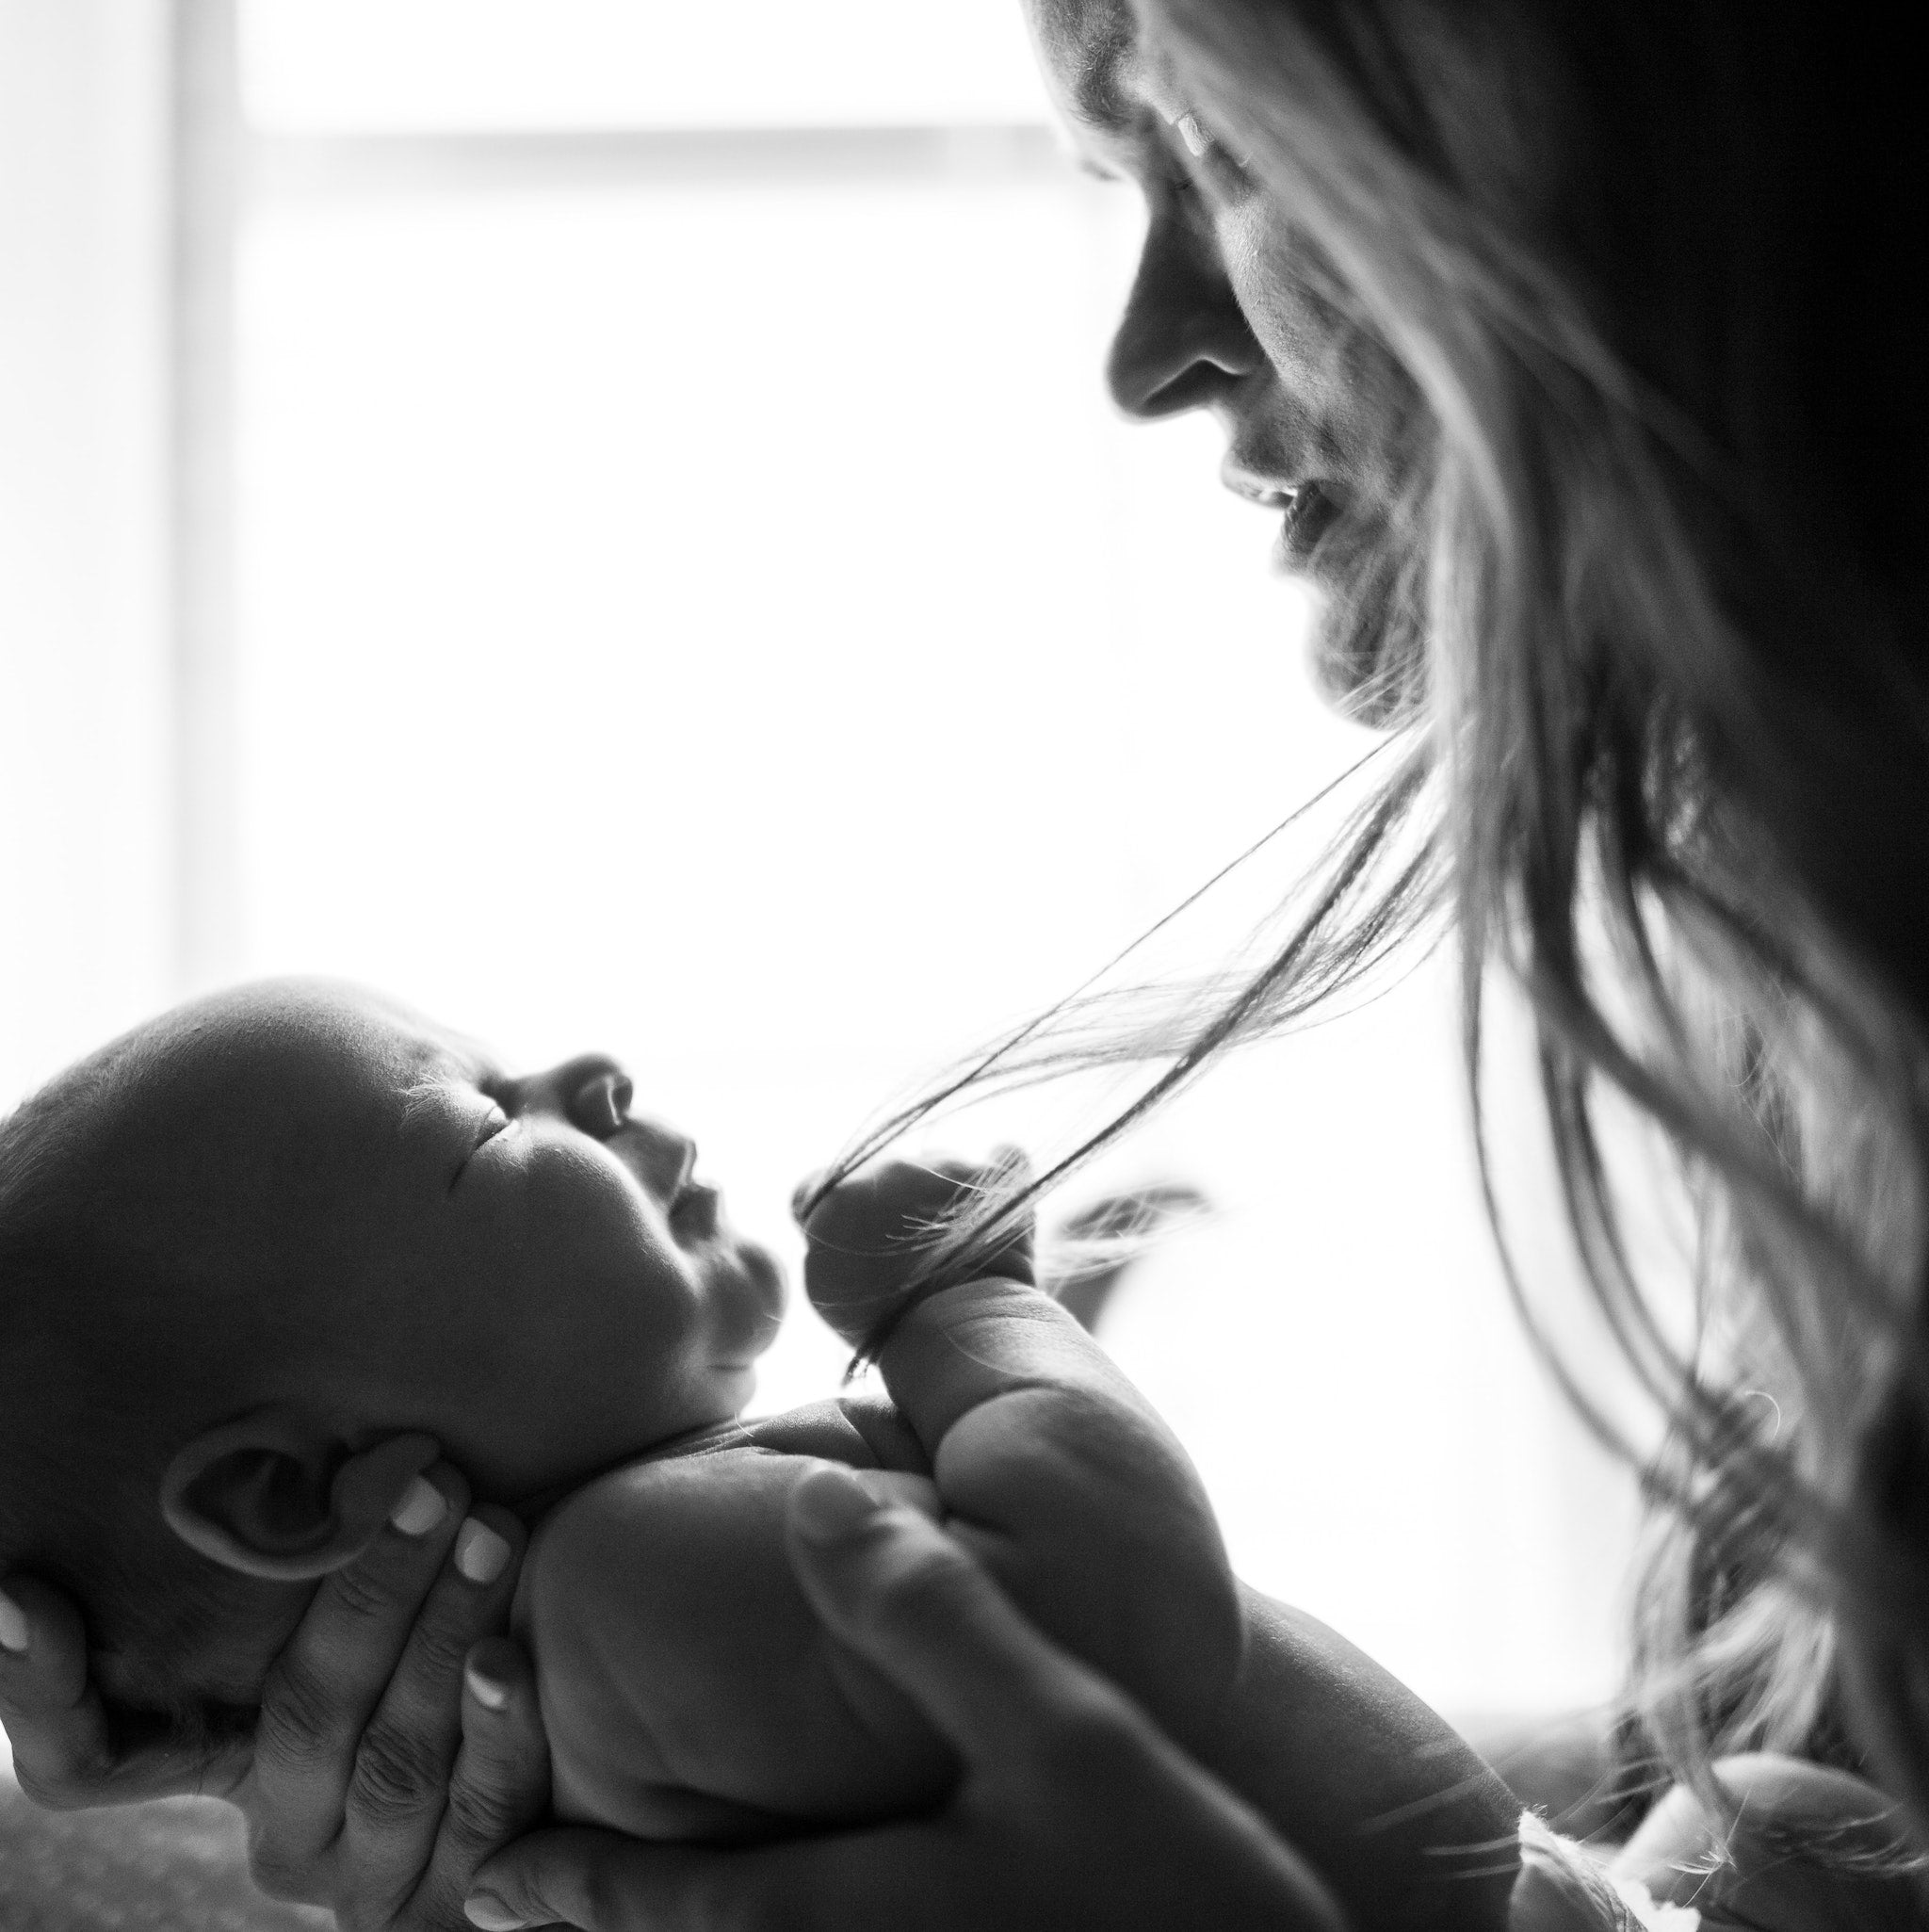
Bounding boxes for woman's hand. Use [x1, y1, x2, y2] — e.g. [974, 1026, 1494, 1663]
[463, 1468, 1348, 1932]
[1, 1455, 551, 1930]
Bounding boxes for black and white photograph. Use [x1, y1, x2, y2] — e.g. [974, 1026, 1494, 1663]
[2, 4, 1924, 1927]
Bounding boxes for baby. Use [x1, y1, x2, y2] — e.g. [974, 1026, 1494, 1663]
[0, 978, 1238, 1843]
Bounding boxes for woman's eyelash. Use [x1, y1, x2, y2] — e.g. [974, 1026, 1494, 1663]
[1162, 107, 1253, 197]
[474, 1099, 510, 1146]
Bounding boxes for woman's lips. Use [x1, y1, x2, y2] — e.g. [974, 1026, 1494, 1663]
[1272, 482, 1344, 571]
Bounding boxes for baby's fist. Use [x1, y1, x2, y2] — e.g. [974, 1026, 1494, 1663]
[799, 1154, 1036, 1348]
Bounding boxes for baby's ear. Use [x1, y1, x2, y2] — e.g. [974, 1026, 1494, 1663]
[160, 1409, 440, 1581]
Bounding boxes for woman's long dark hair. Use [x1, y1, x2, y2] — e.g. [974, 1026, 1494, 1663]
[817, 0, 1929, 1840]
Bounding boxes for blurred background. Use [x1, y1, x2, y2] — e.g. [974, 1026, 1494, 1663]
[0, 0, 1638, 1740]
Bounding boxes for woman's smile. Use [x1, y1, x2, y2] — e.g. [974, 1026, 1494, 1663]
[1270, 480, 1346, 572]
[1220, 457, 1348, 574]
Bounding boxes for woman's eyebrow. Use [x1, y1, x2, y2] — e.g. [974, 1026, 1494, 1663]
[1065, 11, 1142, 131]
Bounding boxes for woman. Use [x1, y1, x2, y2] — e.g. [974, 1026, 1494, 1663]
[6, 0, 1927, 1924]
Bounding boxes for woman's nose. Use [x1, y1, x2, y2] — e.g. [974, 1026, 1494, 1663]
[1106, 210, 1262, 420]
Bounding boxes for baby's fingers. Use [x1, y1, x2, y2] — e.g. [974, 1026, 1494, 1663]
[802, 1153, 1036, 1347]
[0, 1574, 249, 1808]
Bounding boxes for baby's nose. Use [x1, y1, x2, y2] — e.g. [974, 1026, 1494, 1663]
[564, 1057, 634, 1138]
[515, 1052, 633, 1136]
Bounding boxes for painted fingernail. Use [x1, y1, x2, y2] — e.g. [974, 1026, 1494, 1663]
[0, 1587, 30, 1655]
[390, 1474, 448, 1537]
[454, 1518, 511, 1585]
[464, 1660, 511, 1711]
[790, 1467, 883, 1544]
[464, 1895, 525, 1931]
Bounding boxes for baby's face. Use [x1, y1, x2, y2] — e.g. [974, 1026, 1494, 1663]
[88, 981, 786, 1507]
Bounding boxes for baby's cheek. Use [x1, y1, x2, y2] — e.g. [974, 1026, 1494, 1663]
[710, 1241, 786, 1362]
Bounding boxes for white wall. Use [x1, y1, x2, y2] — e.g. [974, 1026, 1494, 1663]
[0, 0, 175, 1103]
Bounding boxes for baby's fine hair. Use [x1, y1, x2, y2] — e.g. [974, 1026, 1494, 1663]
[0, 1051, 272, 1735]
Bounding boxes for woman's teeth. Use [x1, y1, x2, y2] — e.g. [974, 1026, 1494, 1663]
[1278, 482, 1340, 558]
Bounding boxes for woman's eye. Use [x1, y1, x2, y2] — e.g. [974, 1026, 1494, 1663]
[475, 1100, 510, 1146]
[1166, 111, 1253, 203]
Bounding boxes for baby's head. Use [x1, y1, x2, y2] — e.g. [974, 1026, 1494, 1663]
[0, 978, 784, 1731]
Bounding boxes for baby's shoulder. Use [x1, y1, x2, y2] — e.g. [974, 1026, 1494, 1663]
[527, 1439, 793, 1573]
[519, 1402, 883, 1587]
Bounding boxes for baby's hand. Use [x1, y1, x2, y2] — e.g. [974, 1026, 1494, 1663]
[798, 1152, 1036, 1350]
[800, 1158, 1244, 1769]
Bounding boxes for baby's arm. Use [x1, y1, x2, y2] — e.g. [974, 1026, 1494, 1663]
[515, 1405, 951, 1842]
[802, 1167, 1247, 1756]
[804, 1158, 1523, 1930]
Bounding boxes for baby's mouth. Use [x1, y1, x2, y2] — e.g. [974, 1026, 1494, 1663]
[669, 1178, 721, 1241]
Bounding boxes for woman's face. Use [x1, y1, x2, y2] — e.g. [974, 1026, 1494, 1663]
[1025, 0, 1424, 717]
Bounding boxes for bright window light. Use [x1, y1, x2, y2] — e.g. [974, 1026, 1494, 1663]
[240, 0, 1056, 132]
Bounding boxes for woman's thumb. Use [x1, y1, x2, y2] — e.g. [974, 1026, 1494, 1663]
[784, 1465, 1105, 1768]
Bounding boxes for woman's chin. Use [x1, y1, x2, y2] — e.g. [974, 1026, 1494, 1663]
[1305, 594, 1393, 725]
[1301, 550, 1424, 730]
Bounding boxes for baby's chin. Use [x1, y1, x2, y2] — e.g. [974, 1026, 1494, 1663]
[706, 1358, 762, 1421]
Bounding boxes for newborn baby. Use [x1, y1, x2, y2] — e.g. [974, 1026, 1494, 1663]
[0, 980, 784, 1733]
[0, 978, 1234, 1843]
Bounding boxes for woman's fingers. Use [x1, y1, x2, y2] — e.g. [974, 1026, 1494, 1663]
[244, 1459, 470, 1898]
[469, 1823, 911, 1932]
[329, 1505, 529, 1927]
[390, 1637, 550, 1932]
[465, 1476, 1348, 1932]
[783, 1469, 1349, 1931]
[0, 1574, 251, 1807]
[0, 1573, 114, 1804]
[468, 1826, 758, 1932]
[785, 1467, 1127, 1764]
